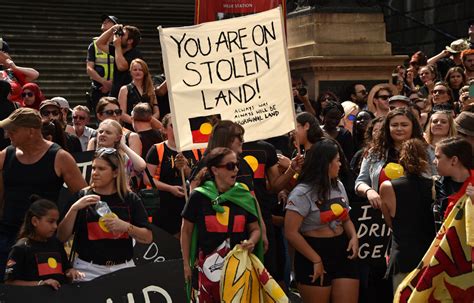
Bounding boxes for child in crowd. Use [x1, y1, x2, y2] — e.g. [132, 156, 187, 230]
[4, 197, 83, 289]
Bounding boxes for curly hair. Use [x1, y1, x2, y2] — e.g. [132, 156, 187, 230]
[369, 108, 425, 161]
[399, 138, 429, 175]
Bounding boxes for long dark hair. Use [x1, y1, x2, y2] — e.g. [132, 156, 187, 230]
[204, 147, 235, 178]
[370, 108, 424, 160]
[436, 137, 473, 170]
[18, 196, 58, 239]
[296, 112, 324, 144]
[206, 120, 243, 153]
[299, 139, 340, 204]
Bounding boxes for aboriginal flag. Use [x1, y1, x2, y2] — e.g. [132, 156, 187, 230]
[243, 154, 265, 179]
[319, 198, 349, 224]
[204, 206, 245, 233]
[36, 252, 63, 276]
[189, 114, 221, 144]
[87, 220, 129, 240]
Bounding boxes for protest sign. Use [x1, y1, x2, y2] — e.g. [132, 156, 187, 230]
[159, 7, 295, 151]
[195, 0, 285, 24]
[349, 199, 391, 263]
[0, 260, 185, 303]
[134, 224, 182, 265]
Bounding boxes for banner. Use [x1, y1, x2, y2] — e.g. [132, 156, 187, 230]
[349, 200, 391, 263]
[394, 195, 474, 302]
[220, 245, 288, 302]
[134, 224, 182, 265]
[0, 260, 185, 303]
[195, 0, 285, 24]
[159, 7, 295, 151]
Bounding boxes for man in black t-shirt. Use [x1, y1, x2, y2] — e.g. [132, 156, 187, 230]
[95, 23, 143, 97]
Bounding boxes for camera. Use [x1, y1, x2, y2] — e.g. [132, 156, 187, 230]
[297, 87, 307, 96]
[114, 26, 124, 37]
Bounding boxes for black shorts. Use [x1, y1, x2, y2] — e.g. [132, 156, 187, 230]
[294, 234, 359, 287]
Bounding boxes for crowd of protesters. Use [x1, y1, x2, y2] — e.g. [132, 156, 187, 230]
[0, 13, 473, 303]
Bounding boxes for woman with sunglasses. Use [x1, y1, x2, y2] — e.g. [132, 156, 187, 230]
[285, 139, 359, 303]
[118, 59, 160, 130]
[144, 114, 200, 238]
[57, 147, 153, 281]
[20, 83, 45, 110]
[340, 101, 359, 134]
[88, 119, 146, 186]
[314, 91, 339, 123]
[431, 81, 455, 111]
[92, 96, 142, 157]
[423, 110, 457, 147]
[0, 51, 39, 104]
[322, 101, 354, 162]
[181, 147, 261, 302]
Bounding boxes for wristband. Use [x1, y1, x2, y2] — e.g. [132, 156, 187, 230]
[38, 280, 44, 286]
[364, 188, 374, 197]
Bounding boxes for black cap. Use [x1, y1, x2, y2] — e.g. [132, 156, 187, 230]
[1, 39, 9, 53]
[101, 14, 119, 24]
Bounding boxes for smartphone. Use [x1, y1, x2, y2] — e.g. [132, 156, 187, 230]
[469, 80, 474, 98]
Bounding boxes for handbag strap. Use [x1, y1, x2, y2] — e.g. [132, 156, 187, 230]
[145, 167, 157, 190]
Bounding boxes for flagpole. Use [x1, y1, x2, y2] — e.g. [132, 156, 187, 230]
[180, 167, 189, 202]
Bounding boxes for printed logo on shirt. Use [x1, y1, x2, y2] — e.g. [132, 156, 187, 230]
[35, 253, 63, 276]
[86, 205, 130, 240]
[319, 197, 349, 224]
[204, 206, 246, 233]
[243, 155, 265, 179]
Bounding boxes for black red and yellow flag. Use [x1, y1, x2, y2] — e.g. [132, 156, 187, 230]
[394, 194, 474, 302]
[35, 253, 63, 276]
[189, 114, 221, 144]
[243, 155, 265, 179]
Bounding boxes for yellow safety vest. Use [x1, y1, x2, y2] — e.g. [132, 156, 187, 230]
[93, 38, 114, 80]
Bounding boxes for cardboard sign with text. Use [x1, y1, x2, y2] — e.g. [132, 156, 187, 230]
[159, 7, 295, 151]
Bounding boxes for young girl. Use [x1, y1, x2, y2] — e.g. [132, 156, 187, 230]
[5, 198, 83, 289]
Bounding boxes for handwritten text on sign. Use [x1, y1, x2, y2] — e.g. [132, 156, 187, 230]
[159, 7, 295, 151]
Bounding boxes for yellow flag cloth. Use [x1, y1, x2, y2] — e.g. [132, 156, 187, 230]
[394, 195, 474, 302]
[220, 244, 288, 303]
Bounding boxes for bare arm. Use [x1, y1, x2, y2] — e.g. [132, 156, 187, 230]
[95, 25, 117, 54]
[57, 194, 100, 242]
[118, 86, 132, 125]
[55, 150, 88, 192]
[427, 50, 450, 65]
[181, 218, 194, 282]
[143, 163, 185, 198]
[86, 137, 96, 151]
[380, 181, 396, 228]
[126, 132, 142, 158]
[120, 135, 146, 173]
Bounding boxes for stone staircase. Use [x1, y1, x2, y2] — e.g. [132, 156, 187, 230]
[0, 0, 194, 106]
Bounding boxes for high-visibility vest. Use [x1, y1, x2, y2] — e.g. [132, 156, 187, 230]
[93, 38, 114, 80]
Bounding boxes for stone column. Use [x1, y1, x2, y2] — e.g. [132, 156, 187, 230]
[287, 3, 407, 100]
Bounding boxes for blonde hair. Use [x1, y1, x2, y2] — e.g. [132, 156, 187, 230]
[92, 148, 129, 201]
[97, 119, 123, 150]
[424, 111, 457, 145]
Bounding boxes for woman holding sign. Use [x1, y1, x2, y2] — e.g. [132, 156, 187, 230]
[181, 147, 261, 303]
[284, 139, 359, 303]
[57, 147, 152, 281]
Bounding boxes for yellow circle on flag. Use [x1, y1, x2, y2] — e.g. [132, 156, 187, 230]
[240, 183, 250, 191]
[384, 162, 404, 180]
[200, 122, 212, 135]
[216, 206, 230, 226]
[330, 203, 344, 216]
[244, 155, 258, 172]
[98, 212, 118, 233]
[47, 257, 57, 269]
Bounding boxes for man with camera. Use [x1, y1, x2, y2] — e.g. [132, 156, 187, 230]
[95, 22, 143, 98]
[292, 76, 315, 115]
[86, 15, 118, 113]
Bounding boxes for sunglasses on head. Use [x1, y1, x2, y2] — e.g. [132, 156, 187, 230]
[73, 115, 86, 121]
[95, 147, 118, 157]
[21, 92, 34, 98]
[40, 109, 60, 117]
[216, 161, 239, 171]
[101, 109, 122, 116]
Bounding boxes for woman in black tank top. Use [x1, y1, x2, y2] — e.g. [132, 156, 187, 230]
[380, 138, 436, 292]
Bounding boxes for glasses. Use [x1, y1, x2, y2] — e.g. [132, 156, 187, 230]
[40, 109, 60, 117]
[95, 147, 118, 157]
[376, 95, 391, 100]
[433, 90, 447, 95]
[21, 92, 34, 98]
[73, 115, 86, 121]
[347, 114, 357, 121]
[100, 109, 122, 116]
[215, 161, 239, 171]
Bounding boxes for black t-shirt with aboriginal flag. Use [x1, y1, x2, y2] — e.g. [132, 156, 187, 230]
[182, 191, 257, 255]
[67, 191, 150, 264]
[5, 237, 70, 283]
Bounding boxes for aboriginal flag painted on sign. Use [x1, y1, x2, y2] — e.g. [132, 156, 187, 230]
[189, 114, 221, 144]
[36, 252, 63, 276]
